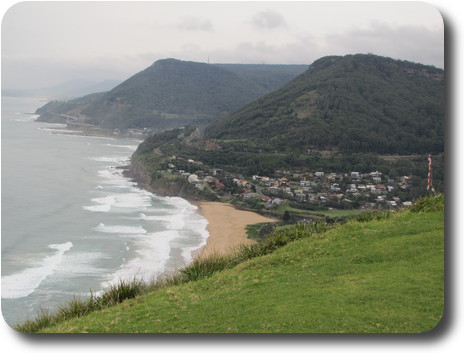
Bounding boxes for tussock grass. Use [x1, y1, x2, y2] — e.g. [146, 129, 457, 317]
[14, 195, 442, 333]
[410, 193, 444, 213]
[15, 279, 152, 333]
[176, 253, 234, 282]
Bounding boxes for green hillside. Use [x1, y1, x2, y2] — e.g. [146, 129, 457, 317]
[206, 54, 444, 155]
[35, 92, 106, 123]
[18, 195, 444, 333]
[35, 59, 307, 130]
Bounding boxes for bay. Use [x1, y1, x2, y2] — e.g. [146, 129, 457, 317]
[1, 96, 208, 326]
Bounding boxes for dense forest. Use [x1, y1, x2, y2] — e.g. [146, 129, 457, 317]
[35, 59, 307, 130]
[206, 54, 444, 155]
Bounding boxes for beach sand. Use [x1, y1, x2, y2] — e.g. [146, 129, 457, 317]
[193, 201, 277, 258]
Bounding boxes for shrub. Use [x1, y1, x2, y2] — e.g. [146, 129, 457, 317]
[409, 193, 444, 213]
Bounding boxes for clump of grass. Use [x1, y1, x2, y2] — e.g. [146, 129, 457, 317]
[15, 279, 151, 333]
[354, 210, 393, 223]
[176, 253, 234, 282]
[410, 193, 444, 213]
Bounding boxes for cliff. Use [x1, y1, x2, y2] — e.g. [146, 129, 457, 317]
[128, 157, 217, 201]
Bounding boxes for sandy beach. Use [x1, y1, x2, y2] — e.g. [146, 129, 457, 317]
[193, 201, 277, 258]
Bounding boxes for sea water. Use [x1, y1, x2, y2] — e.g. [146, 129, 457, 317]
[1, 96, 209, 326]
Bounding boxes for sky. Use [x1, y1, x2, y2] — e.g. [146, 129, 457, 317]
[1, 1, 445, 89]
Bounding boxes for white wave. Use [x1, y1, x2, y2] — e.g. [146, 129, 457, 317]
[42, 122, 67, 128]
[97, 169, 132, 187]
[94, 223, 147, 234]
[137, 202, 210, 264]
[14, 114, 39, 122]
[91, 156, 130, 163]
[83, 193, 152, 213]
[1, 242, 73, 299]
[39, 127, 80, 134]
[138, 213, 185, 230]
[104, 143, 138, 151]
[163, 196, 198, 210]
[83, 203, 112, 212]
[51, 252, 111, 277]
[103, 230, 179, 288]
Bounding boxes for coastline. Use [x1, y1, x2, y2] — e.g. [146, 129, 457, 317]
[192, 201, 277, 258]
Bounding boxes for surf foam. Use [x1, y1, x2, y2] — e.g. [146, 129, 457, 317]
[1, 242, 73, 299]
[94, 223, 148, 234]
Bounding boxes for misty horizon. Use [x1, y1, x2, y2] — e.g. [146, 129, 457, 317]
[2, 2, 444, 90]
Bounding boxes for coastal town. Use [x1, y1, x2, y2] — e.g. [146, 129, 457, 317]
[158, 154, 419, 214]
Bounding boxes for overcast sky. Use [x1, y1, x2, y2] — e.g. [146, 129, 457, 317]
[1, 1, 444, 89]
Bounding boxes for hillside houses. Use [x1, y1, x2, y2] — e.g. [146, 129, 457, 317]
[158, 155, 413, 210]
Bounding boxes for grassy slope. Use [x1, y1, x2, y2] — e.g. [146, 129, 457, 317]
[40, 205, 444, 333]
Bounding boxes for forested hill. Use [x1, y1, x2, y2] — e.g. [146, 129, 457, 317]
[206, 54, 444, 155]
[35, 59, 307, 130]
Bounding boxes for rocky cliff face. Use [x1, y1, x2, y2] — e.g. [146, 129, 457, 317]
[128, 158, 217, 201]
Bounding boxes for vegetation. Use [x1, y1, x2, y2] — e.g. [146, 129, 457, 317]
[131, 126, 444, 203]
[35, 92, 106, 123]
[206, 54, 444, 155]
[15, 195, 444, 333]
[35, 59, 307, 130]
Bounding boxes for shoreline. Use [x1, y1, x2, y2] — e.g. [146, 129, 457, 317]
[192, 201, 277, 258]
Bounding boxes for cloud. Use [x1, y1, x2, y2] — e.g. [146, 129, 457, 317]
[324, 22, 444, 68]
[178, 16, 213, 31]
[251, 10, 286, 29]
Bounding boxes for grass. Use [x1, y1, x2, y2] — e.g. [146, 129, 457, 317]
[276, 201, 363, 218]
[15, 195, 444, 333]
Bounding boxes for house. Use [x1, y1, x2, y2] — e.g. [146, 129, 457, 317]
[327, 173, 339, 182]
[295, 193, 306, 201]
[386, 200, 398, 208]
[195, 182, 206, 191]
[243, 192, 259, 200]
[315, 172, 325, 178]
[268, 187, 282, 195]
[261, 196, 272, 203]
[278, 178, 288, 186]
[272, 198, 285, 206]
[204, 176, 216, 183]
[351, 172, 360, 179]
[233, 179, 249, 187]
[215, 180, 225, 190]
[209, 168, 223, 176]
[187, 174, 199, 183]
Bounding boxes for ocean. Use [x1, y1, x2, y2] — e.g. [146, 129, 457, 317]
[1, 96, 208, 326]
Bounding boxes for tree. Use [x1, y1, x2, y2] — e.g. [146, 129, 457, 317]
[282, 210, 291, 222]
